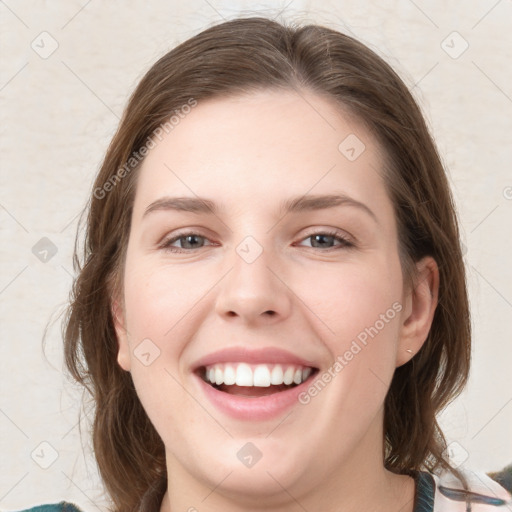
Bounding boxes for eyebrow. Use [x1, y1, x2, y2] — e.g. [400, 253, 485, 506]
[143, 194, 377, 222]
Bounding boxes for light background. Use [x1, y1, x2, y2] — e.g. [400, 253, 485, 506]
[0, 1, 511, 510]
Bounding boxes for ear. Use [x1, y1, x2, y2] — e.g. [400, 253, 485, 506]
[396, 256, 439, 367]
[111, 294, 132, 372]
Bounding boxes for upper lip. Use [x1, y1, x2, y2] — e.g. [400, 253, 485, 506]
[191, 347, 319, 371]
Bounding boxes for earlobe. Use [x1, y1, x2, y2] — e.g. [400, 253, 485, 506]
[111, 297, 132, 372]
[396, 256, 439, 367]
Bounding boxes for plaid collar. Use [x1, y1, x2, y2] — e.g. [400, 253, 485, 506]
[413, 471, 436, 512]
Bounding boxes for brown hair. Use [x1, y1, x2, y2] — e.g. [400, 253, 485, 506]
[61, 16, 471, 511]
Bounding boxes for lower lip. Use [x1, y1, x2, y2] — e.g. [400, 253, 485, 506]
[195, 373, 314, 421]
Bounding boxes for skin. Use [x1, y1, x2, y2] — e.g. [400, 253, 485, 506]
[112, 89, 439, 512]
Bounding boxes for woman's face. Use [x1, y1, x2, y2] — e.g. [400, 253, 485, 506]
[114, 89, 436, 504]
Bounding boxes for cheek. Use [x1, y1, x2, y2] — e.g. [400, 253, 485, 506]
[119, 257, 189, 389]
[294, 253, 404, 405]
[298, 256, 403, 349]
[121, 264, 198, 442]
[123, 256, 204, 345]
[120, 255, 223, 404]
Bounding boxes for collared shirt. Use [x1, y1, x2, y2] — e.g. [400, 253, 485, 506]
[414, 470, 511, 511]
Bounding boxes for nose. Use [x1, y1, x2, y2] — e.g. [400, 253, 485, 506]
[214, 241, 292, 326]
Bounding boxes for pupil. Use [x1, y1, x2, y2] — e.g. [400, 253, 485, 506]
[184, 235, 202, 248]
[313, 234, 333, 248]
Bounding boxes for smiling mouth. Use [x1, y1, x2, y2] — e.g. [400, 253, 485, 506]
[197, 362, 318, 397]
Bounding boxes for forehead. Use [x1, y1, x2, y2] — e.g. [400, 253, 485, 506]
[133, 89, 389, 217]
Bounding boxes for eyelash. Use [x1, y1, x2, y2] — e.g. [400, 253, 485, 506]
[159, 229, 355, 253]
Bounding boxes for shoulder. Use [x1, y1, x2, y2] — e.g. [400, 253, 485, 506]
[426, 468, 511, 511]
[13, 503, 84, 512]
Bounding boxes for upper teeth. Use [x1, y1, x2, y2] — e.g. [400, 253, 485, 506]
[204, 363, 312, 387]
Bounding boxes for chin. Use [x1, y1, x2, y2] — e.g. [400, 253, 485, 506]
[190, 436, 317, 504]
[200, 463, 309, 507]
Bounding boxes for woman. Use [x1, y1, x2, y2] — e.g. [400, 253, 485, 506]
[20, 16, 510, 512]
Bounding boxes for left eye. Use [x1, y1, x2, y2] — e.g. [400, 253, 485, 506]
[160, 233, 212, 252]
[160, 230, 354, 253]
